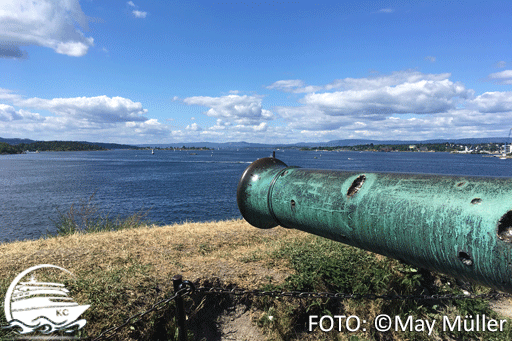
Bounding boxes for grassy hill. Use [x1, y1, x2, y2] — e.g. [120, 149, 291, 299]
[1, 219, 511, 340]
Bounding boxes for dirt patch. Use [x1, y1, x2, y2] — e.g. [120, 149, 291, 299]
[217, 305, 263, 341]
[490, 297, 512, 319]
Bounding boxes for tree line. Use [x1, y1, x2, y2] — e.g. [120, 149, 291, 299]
[0, 141, 107, 154]
[301, 142, 504, 153]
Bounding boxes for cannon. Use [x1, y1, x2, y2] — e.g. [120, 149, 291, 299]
[237, 157, 512, 293]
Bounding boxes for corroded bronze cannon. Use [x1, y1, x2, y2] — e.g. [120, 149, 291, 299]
[237, 157, 512, 293]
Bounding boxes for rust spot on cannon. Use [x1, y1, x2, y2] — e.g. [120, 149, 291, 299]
[347, 175, 366, 198]
[458, 251, 473, 266]
[498, 210, 512, 243]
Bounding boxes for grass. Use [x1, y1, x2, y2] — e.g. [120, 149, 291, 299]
[1, 204, 511, 340]
[49, 193, 151, 236]
[253, 236, 512, 340]
[0, 218, 292, 340]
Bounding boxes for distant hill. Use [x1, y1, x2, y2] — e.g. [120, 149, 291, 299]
[139, 137, 512, 149]
[1, 140, 107, 154]
[3, 136, 511, 150]
[1, 137, 139, 150]
[0, 137, 37, 145]
[323, 137, 511, 147]
[80, 141, 140, 149]
[138, 141, 277, 149]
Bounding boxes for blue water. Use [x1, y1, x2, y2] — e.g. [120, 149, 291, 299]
[1, 149, 511, 242]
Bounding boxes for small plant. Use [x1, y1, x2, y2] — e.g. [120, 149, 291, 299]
[50, 193, 151, 236]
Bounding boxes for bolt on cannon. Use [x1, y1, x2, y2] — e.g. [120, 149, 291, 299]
[237, 157, 512, 294]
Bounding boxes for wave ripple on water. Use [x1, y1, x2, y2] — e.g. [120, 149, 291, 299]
[3, 317, 86, 334]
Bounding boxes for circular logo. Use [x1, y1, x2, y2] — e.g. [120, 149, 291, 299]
[4, 264, 89, 335]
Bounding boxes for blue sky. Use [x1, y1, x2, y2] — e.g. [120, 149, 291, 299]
[1, 0, 512, 144]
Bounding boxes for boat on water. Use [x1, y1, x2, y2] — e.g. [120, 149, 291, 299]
[10, 276, 89, 326]
[151, 149, 154, 155]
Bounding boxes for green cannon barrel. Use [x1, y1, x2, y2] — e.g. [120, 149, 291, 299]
[237, 157, 512, 293]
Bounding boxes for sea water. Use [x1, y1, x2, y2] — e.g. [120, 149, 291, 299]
[1, 149, 511, 242]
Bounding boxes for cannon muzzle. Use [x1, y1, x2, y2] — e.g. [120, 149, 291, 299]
[237, 157, 512, 293]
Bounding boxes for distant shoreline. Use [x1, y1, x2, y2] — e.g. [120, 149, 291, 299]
[300, 141, 508, 155]
[0, 142, 214, 155]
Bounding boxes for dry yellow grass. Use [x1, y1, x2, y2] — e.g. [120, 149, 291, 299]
[0, 219, 302, 287]
[0, 219, 309, 340]
[2, 219, 511, 341]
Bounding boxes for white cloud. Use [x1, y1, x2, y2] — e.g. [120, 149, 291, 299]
[186, 123, 202, 131]
[0, 88, 282, 144]
[267, 70, 512, 141]
[182, 94, 274, 124]
[173, 71, 512, 142]
[0, 111, 168, 144]
[0, 0, 94, 58]
[377, 8, 394, 13]
[275, 105, 354, 130]
[301, 77, 470, 116]
[266, 79, 323, 93]
[252, 122, 267, 132]
[425, 56, 436, 63]
[171, 94, 283, 142]
[6, 69, 512, 144]
[496, 61, 507, 68]
[209, 119, 231, 130]
[168, 122, 280, 143]
[350, 109, 512, 140]
[266, 80, 305, 91]
[286, 104, 512, 141]
[487, 70, 512, 85]
[267, 70, 454, 94]
[276, 107, 511, 142]
[469, 91, 512, 113]
[0, 90, 163, 143]
[124, 118, 165, 135]
[329, 71, 453, 90]
[17, 95, 149, 123]
[132, 10, 147, 18]
[0, 88, 24, 103]
[127, 2, 147, 18]
[0, 104, 22, 121]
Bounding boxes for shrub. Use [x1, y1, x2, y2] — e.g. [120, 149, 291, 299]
[50, 194, 151, 236]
